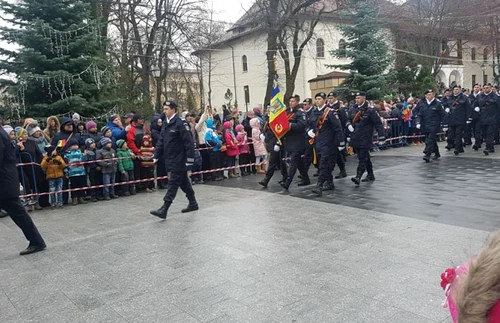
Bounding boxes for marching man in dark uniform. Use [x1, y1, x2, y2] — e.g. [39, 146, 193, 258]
[475, 83, 500, 155]
[416, 89, 447, 162]
[150, 101, 199, 219]
[445, 85, 472, 155]
[301, 98, 315, 174]
[258, 110, 288, 188]
[348, 91, 385, 185]
[281, 95, 310, 190]
[327, 91, 352, 179]
[469, 83, 482, 149]
[0, 113, 46, 255]
[308, 92, 344, 196]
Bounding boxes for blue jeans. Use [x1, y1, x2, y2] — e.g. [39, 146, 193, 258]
[49, 178, 63, 206]
[102, 173, 116, 195]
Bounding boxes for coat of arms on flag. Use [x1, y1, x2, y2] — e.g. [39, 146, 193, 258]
[269, 76, 290, 140]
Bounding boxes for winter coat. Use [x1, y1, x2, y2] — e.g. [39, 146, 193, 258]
[41, 155, 66, 179]
[349, 102, 385, 149]
[64, 149, 86, 177]
[312, 107, 344, 152]
[97, 147, 118, 174]
[126, 122, 149, 156]
[44, 116, 60, 141]
[85, 148, 100, 173]
[150, 114, 163, 147]
[116, 148, 134, 172]
[0, 127, 22, 199]
[51, 117, 75, 154]
[223, 121, 239, 157]
[416, 99, 447, 133]
[283, 108, 307, 152]
[251, 118, 267, 156]
[236, 132, 250, 154]
[154, 115, 194, 173]
[195, 113, 211, 146]
[478, 92, 500, 126]
[205, 129, 222, 152]
[107, 120, 126, 140]
[446, 93, 472, 126]
[16, 138, 43, 164]
[140, 146, 155, 167]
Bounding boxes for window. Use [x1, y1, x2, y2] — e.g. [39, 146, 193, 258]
[483, 74, 488, 85]
[244, 86, 250, 104]
[471, 48, 476, 62]
[472, 74, 476, 88]
[338, 39, 347, 58]
[484, 48, 489, 63]
[316, 38, 325, 58]
[242, 55, 248, 72]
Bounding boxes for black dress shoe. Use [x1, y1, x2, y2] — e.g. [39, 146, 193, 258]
[361, 175, 375, 182]
[351, 177, 361, 186]
[433, 154, 441, 160]
[484, 150, 489, 156]
[453, 150, 459, 156]
[423, 155, 430, 163]
[20, 244, 46, 256]
[181, 202, 199, 213]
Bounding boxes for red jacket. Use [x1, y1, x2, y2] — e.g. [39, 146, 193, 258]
[126, 123, 149, 155]
[223, 121, 239, 157]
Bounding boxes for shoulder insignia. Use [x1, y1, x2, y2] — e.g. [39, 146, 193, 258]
[184, 124, 190, 131]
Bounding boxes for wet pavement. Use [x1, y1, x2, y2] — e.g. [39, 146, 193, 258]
[0, 143, 496, 322]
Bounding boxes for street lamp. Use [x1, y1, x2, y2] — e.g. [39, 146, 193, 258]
[151, 65, 161, 112]
[481, 63, 486, 85]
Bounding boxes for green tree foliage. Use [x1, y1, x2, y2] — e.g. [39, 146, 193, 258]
[0, 0, 119, 118]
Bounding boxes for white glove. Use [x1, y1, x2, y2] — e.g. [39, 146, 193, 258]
[378, 138, 386, 145]
[443, 127, 448, 132]
[153, 158, 158, 164]
[347, 137, 351, 143]
[348, 125, 354, 133]
[466, 120, 472, 124]
[338, 146, 345, 151]
[416, 124, 421, 130]
[273, 145, 280, 152]
[259, 133, 265, 141]
[307, 129, 316, 138]
[445, 108, 450, 113]
[475, 107, 480, 112]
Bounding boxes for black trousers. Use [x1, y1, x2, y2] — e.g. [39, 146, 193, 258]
[163, 171, 195, 204]
[88, 170, 103, 198]
[477, 124, 496, 151]
[209, 150, 222, 180]
[133, 159, 143, 190]
[335, 149, 346, 172]
[317, 149, 336, 184]
[423, 132, 439, 156]
[265, 150, 287, 180]
[199, 144, 211, 180]
[140, 166, 155, 189]
[463, 121, 474, 144]
[447, 125, 464, 151]
[355, 148, 373, 178]
[286, 150, 309, 182]
[303, 146, 314, 172]
[69, 175, 86, 199]
[0, 197, 45, 247]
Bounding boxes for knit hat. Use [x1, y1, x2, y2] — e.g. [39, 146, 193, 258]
[100, 126, 111, 136]
[15, 127, 26, 139]
[28, 126, 42, 136]
[85, 138, 95, 148]
[142, 134, 151, 143]
[100, 137, 112, 147]
[235, 124, 244, 132]
[72, 113, 80, 121]
[116, 139, 126, 148]
[86, 120, 97, 130]
[124, 113, 134, 120]
[181, 111, 189, 119]
[68, 138, 79, 147]
[253, 107, 262, 115]
[132, 114, 145, 122]
[108, 114, 119, 122]
[3, 125, 13, 135]
[44, 145, 55, 155]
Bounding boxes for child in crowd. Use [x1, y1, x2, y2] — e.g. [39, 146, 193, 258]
[251, 117, 267, 174]
[223, 120, 240, 178]
[139, 135, 156, 192]
[75, 121, 89, 149]
[64, 139, 88, 206]
[86, 121, 101, 143]
[41, 145, 66, 208]
[235, 124, 250, 176]
[97, 137, 119, 200]
[84, 138, 102, 202]
[28, 125, 49, 155]
[116, 139, 136, 196]
[205, 119, 223, 181]
[98, 126, 116, 149]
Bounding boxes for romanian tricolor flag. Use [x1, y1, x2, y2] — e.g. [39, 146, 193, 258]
[403, 107, 411, 122]
[268, 76, 290, 140]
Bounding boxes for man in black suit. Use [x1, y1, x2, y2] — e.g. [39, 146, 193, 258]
[0, 113, 46, 255]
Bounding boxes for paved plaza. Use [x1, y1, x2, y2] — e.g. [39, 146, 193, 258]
[0, 143, 497, 322]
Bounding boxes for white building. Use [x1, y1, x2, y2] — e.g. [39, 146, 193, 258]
[194, 12, 395, 111]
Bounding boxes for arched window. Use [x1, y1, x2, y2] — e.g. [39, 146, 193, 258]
[316, 38, 325, 58]
[471, 47, 476, 62]
[242, 55, 248, 72]
[483, 48, 489, 63]
[338, 39, 347, 58]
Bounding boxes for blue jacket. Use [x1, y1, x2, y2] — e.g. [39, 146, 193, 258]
[106, 121, 127, 140]
[205, 129, 222, 152]
[64, 149, 86, 177]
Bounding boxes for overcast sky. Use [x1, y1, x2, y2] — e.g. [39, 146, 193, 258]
[211, 0, 253, 24]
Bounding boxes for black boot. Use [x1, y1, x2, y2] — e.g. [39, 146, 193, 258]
[361, 174, 375, 182]
[323, 181, 335, 191]
[280, 178, 291, 190]
[335, 170, 347, 179]
[311, 182, 323, 197]
[423, 154, 431, 163]
[181, 200, 199, 213]
[150, 202, 171, 219]
[351, 176, 361, 186]
[484, 149, 489, 156]
[258, 175, 271, 188]
[297, 176, 311, 186]
[433, 153, 441, 160]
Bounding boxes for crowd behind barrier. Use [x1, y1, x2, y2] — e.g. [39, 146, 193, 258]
[0, 94, 473, 212]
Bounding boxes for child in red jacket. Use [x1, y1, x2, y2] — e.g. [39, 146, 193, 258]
[223, 121, 240, 178]
[235, 124, 250, 176]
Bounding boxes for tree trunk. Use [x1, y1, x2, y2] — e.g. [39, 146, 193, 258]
[264, 33, 278, 107]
